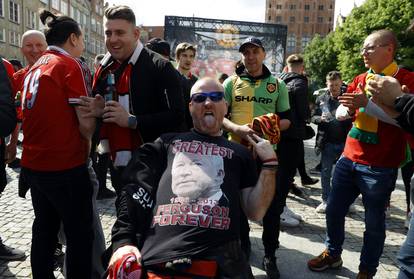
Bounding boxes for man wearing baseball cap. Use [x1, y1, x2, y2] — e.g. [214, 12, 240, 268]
[222, 36, 291, 279]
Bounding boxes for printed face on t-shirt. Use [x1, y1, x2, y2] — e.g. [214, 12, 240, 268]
[171, 152, 224, 201]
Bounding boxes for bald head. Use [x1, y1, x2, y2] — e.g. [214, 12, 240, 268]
[362, 29, 397, 73]
[368, 29, 398, 56]
[21, 30, 47, 66]
[189, 77, 227, 137]
[191, 77, 224, 96]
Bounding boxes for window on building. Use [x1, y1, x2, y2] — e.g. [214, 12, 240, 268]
[51, 0, 59, 10]
[290, 4, 296, 9]
[40, 0, 48, 4]
[268, 15, 271, 21]
[275, 16, 282, 23]
[9, 1, 19, 23]
[26, 9, 36, 29]
[304, 16, 309, 23]
[269, 3, 271, 8]
[276, 4, 282, 9]
[304, 4, 310, 10]
[302, 35, 311, 51]
[318, 5, 324, 10]
[61, 1, 68, 15]
[38, 17, 46, 31]
[0, 28, 5, 42]
[329, 17, 332, 22]
[90, 38, 95, 54]
[289, 16, 295, 23]
[330, 4, 333, 9]
[9, 30, 20, 46]
[91, 18, 96, 32]
[83, 13, 87, 27]
[70, 5, 74, 17]
[287, 34, 296, 53]
[0, 0, 4, 17]
[318, 17, 323, 23]
[75, 9, 80, 23]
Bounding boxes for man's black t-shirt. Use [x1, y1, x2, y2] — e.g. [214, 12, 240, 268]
[114, 130, 258, 265]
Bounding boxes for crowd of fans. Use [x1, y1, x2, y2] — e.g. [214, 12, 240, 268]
[1, 4, 414, 279]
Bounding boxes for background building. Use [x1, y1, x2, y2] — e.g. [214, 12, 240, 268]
[0, 0, 106, 69]
[265, 0, 335, 56]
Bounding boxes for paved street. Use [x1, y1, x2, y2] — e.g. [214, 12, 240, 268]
[0, 137, 409, 278]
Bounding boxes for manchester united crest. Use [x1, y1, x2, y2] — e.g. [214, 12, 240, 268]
[266, 82, 277, 93]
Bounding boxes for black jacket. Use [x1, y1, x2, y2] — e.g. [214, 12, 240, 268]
[278, 72, 310, 139]
[0, 60, 16, 193]
[396, 94, 414, 134]
[97, 45, 186, 143]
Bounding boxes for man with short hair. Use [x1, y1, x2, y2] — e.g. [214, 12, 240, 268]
[222, 37, 291, 279]
[308, 29, 414, 279]
[311, 71, 352, 213]
[107, 77, 277, 279]
[146, 37, 173, 61]
[86, 5, 185, 197]
[6, 30, 47, 168]
[176, 42, 198, 129]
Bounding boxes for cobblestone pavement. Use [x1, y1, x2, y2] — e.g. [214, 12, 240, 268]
[0, 138, 409, 278]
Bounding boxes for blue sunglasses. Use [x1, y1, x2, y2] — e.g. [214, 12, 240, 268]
[190, 91, 224, 103]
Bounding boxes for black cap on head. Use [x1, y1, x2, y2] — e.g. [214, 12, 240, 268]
[146, 37, 173, 60]
[239, 37, 265, 52]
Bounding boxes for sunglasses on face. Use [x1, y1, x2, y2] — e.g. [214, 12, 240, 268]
[190, 92, 224, 103]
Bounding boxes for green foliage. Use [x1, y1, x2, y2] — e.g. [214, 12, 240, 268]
[303, 33, 338, 88]
[304, 0, 414, 84]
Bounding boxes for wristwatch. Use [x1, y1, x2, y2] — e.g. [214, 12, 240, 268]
[128, 115, 137, 129]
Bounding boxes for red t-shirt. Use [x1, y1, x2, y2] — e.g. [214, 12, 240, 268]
[343, 68, 414, 168]
[21, 48, 90, 171]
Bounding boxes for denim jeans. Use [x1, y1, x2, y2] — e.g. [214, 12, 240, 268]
[325, 156, 397, 275]
[398, 209, 414, 278]
[320, 142, 344, 202]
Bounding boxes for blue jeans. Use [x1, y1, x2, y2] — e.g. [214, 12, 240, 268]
[321, 142, 344, 202]
[325, 156, 397, 275]
[398, 210, 414, 278]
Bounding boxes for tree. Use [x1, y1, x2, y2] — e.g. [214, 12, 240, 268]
[304, 0, 414, 83]
[334, 0, 414, 81]
[303, 33, 338, 88]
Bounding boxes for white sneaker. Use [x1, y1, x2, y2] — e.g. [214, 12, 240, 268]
[405, 212, 412, 230]
[280, 211, 300, 227]
[315, 202, 327, 213]
[348, 204, 357, 213]
[283, 206, 303, 221]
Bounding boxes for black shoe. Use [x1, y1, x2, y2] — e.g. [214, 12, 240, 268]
[0, 243, 25, 261]
[301, 176, 319, 186]
[263, 256, 280, 279]
[290, 183, 305, 198]
[97, 188, 117, 200]
[7, 158, 21, 169]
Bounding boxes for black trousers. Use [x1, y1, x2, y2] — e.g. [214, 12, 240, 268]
[26, 164, 94, 279]
[262, 138, 303, 256]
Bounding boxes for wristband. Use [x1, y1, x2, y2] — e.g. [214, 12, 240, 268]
[262, 157, 278, 164]
[261, 164, 278, 171]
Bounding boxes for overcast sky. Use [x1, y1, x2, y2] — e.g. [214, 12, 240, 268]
[107, 0, 366, 26]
